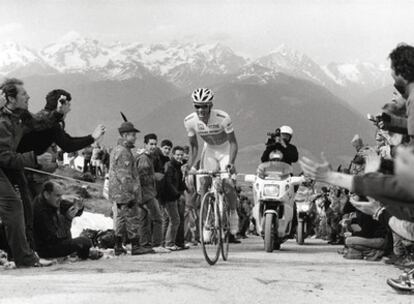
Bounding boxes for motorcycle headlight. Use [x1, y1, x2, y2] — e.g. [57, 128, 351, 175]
[263, 184, 280, 196]
[298, 204, 310, 212]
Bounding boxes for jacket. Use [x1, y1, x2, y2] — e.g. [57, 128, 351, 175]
[261, 142, 299, 165]
[33, 194, 83, 249]
[108, 138, 142, 205]
[18, 109, 94, 155]
[161, 158, 186, 202]
[0, 106, 63, 173]
[384, 93, 414, 142]
[136, 152, 157, 202]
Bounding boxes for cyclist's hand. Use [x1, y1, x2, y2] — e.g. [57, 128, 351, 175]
[187, 166, 198, 175]
[226, 163, 236, 174]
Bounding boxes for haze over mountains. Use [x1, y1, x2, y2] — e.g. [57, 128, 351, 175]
[0, 31, 390, 171]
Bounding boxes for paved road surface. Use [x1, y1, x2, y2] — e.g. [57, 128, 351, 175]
[0, 237, 410, 304]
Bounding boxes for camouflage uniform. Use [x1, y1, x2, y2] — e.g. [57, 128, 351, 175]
[108, 138, 142, 240]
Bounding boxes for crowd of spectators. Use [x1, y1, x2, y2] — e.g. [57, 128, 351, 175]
[300, 43, 414, 292]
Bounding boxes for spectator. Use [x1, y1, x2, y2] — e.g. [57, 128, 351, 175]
[0, 78, 64, 267]
[33, 181, 102, 260]
[160, 139, 173, 167]
[261, 126, 299, 165]
[18, 89, 105, 158]
[109, 122, 153, 256]
[378, 44, 414, 144]
[91, 143, 103, 177]
[161, 146, 186, 250]
[136, 134, 169, 253]
[82, 146, 93, 173]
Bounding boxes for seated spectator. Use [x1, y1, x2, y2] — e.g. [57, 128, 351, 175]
[33, 181, 101, 260]
[342, 198, 389, 261]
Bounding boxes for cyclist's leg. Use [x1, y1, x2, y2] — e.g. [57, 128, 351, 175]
[217, 149, 239, 236]
[199, 144, 216, 201]
[217, 151, 238, 212]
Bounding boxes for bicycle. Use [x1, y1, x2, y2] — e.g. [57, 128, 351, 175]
[189, 170, 232, 265]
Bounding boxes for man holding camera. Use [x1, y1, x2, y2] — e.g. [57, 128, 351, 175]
[261, 125, 299, 165]
[33, 181, 101, 260]
[376, 44, 414, 145]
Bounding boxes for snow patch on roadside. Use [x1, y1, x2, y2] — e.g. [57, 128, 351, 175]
[71, 211, 113, 237]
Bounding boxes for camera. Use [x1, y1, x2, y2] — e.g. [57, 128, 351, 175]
[266, 128, 281, 146]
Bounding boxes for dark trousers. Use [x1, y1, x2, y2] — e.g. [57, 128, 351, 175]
[138, 198, 163, 247]
[83, 159, 91, 173]
[0, 168, 38, 267]
[38, 237, 92, 259]
[175, 197, 185, 247]
[161, 201, 180, 247]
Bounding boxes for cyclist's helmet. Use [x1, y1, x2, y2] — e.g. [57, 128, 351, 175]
[280, 125, 293, 136]
[192, 88, 214, 104]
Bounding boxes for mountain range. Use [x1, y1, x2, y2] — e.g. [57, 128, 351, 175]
[0, 31, 392, 102]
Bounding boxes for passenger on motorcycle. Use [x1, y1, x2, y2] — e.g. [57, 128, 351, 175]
[261, 126, 299, 165]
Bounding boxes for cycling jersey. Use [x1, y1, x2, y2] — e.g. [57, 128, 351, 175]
[184, 109, 234, 146]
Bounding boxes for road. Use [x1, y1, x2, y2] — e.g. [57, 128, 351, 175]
[0, 237, 410, 304]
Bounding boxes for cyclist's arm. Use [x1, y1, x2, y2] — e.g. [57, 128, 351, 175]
[227, 131, 238, 165]
[188, 134, 199, 169]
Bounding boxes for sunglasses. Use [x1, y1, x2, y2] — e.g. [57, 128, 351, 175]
[194, 104, 209, 109]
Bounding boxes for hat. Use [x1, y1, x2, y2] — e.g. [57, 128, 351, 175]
[118, 122, 140, 134]
[351, 134, 363, 146]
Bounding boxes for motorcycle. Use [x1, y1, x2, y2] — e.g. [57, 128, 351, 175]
[294, 185, 318, 245]
[245, 161, 304, 252]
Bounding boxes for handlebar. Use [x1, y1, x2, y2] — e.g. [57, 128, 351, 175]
[187, 170, 230, 176]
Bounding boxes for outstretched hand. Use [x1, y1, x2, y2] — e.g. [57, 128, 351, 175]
[299, 153, 331, 182]
[92, 124, 106, 141]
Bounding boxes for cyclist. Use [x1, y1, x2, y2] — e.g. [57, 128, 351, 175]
[184, 88, 240, 239]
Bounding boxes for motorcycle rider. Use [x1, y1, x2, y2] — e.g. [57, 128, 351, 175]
[261, 126, 299, 165]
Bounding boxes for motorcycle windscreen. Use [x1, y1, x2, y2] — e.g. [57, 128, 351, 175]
[262, 162, 293, 180]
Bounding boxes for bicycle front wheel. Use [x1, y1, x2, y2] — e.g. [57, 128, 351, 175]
[200, 192, 221, 265]
[220, 197, 230, 261]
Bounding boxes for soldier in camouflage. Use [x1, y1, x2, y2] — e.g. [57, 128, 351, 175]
[108, 121, 153, 256]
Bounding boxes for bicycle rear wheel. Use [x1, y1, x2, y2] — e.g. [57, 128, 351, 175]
[200, 192, 221, 265]
[220, 197, 230, 261]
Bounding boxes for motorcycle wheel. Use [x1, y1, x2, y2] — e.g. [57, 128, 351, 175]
[264, 213, 277, 253]
[296, 219, 305, 245]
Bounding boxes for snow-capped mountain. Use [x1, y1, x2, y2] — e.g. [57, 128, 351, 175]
[113, 41, 247, 89]
[40, 31, 152, 80]
[0, 42, 54, 76]
[254, 44, 335, 87]
[323, 62, 389, 89]
[0, 32, 391, 98]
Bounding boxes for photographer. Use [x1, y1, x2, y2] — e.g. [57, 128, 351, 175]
[33, 181, 101, 260]
[261, 125, 299, 165]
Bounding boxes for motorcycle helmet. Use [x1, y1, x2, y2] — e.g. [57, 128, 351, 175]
[280, 125, 293, 136]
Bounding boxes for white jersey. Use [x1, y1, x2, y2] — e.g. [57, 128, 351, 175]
[184, 109, 234, 146]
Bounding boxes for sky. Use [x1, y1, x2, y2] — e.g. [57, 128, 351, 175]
[0, 0, 413, 65]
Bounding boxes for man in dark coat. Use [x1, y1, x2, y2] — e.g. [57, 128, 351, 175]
[161, 146, 186, 250]
[33, 181, 99, 260]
